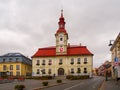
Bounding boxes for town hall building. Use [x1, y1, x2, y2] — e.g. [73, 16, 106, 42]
[32, 11, 93, 77]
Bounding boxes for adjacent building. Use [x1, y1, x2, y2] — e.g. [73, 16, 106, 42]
[110, 33, 120, 79]
[97, 61, 111, 77]
[32, 11, 93, 77]
[0, 53, 32, 77]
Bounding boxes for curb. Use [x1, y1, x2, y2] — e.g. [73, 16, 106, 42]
[33, 82, 66, 90]
[98, 80, 105, 90]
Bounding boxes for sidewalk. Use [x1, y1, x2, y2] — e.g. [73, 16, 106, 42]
[100, 79, 120, 90]
[105, 79, 120, 90]
[0, 78, 70, 90]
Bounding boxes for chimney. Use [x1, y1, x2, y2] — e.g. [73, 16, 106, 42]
[68, 43, 70, 47]
[79, 43, 82, 46]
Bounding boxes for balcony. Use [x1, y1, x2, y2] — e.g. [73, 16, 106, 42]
[42, 63, 45, 65]
[77, 70, 81, 73]
[71, 71, 74, 74]
[59, 62, 62, 65]
[48, 63, 52, 65]
[70, 62, 74, 65]
[84, 62, 87, 64]
[84, 71, 87, 73]
[36, 63, 40, 66]
[36, 72, 40, 74]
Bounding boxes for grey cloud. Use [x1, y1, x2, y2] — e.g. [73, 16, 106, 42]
[0, 0, 120, 67]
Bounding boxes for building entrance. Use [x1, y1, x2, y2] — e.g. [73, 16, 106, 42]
[58, 68, 64, 75]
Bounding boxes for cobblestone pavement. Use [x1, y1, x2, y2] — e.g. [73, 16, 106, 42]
[105, 79, 120, 90]
[0, 79, 69, 90]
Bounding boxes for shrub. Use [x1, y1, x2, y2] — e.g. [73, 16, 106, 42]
[66, 75, 73, 79]
[57, 80, 62, 83]
[41, 76, 52, 80]
[14, 84, 25, 90]
[42, 82, 48, 86]
[66, 75, 89, 80]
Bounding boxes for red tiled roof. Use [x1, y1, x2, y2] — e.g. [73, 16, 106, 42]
[56, 29, 68, 35]
[32, 45, 93, 58]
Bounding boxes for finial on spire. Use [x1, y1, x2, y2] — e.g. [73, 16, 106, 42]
[61, 9, 63, 17]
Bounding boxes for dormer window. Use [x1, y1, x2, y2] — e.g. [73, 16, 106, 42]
[9, 58, 12, 62]
[3, 59, 5, 62]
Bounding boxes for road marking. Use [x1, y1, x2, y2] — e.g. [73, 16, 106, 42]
[64, 83, 83, 90]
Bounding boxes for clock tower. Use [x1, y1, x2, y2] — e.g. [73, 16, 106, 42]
[55, 10, 68, 55]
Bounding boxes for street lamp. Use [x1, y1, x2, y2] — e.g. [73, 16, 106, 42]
[108, 40, 114, 46]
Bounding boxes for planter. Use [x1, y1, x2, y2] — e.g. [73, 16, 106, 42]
[42, 82, 48, 86]
[15, 85, 25, 90]
[57, 80, 62, 83]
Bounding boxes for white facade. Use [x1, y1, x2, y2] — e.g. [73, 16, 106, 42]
[32, 56, 93, 77]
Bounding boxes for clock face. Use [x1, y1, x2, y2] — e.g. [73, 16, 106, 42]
[60, 47, 64, 52]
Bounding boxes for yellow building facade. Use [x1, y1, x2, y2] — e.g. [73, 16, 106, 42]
[110, 33, 120, 79]
[0, 53, 32, 77]
[32, 11, 93, 77]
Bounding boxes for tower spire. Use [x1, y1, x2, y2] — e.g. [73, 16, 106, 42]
[61, 9, 63, 17]
[58, 9, 65, 29]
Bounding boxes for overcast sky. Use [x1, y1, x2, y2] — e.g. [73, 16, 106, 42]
[0, 0, 120, 68]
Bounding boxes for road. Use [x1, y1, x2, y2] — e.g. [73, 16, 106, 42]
[43, 76, 104, 90]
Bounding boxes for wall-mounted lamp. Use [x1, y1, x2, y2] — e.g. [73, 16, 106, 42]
[108, 40, 114, 46]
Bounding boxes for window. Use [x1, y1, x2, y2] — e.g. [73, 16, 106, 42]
[9, 58, 12, 62]
[3, 65, 7, 70]
[16, 58, 19, 62]
[59, 59, 62, 65]
[71, 68, 74, 73]
[10, 72, 13, 76]
[36, 60, 40, 65]
[48, 69, 51, 74]
[16, 71, 20, 76]
[16, 65, 20, 70]
[42, 69, 46, 74]
[84, 68, 87, 73]
[77, 58, 81, 64]
[48, 59, 52, 65]
[42, 60, 45, 65]
[84, 58, 87, 64]
[10, 65, 13, 70]
[77, 68, 81, 73]
[36, 69, 40, 74]
[3, 58, 5, 62]
[60, 38, 63, 41]
[70, 58, 74, 64]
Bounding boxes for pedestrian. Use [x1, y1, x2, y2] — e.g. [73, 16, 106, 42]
[53, 73, 55, 79]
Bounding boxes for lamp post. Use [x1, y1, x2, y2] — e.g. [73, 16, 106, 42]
[108, 40, 114, 46]
[105, 68, 108, 81]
